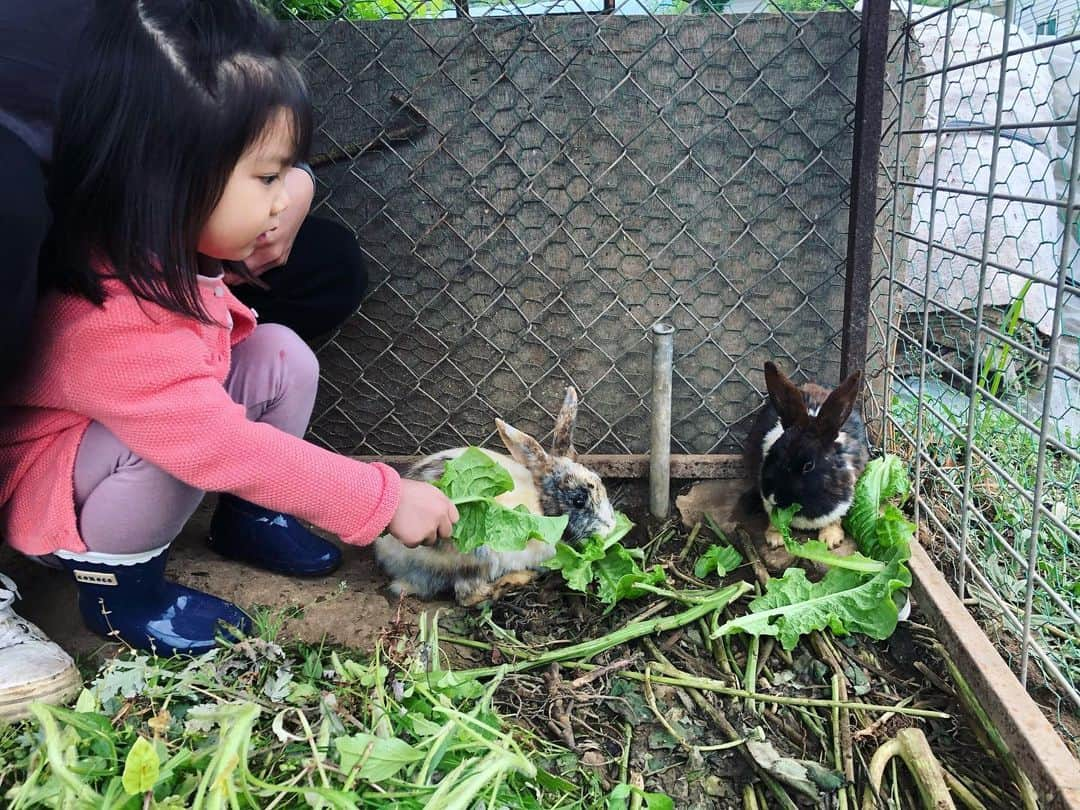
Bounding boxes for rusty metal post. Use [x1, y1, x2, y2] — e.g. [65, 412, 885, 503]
[840, 0, 891, 380]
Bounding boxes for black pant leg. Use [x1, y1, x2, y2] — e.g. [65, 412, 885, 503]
[0, 126, 49, 380]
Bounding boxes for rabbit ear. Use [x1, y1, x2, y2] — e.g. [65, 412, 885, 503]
[551, 386, 579, 459]
[764, 362, 809, 429]
[496, 418, 553, 476]
[814, 370, 862, 441]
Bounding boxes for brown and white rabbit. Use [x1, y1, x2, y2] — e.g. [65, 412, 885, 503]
[743, 362, 869, 549]
[374, 387, 617, 606]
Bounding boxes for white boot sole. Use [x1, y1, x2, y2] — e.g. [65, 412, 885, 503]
[0, 662, 82, 723]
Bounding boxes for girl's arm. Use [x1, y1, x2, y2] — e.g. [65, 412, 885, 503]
[61, 310, 400, 545]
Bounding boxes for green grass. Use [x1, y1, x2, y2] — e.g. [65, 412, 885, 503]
[0, 628, 611, 808]
[890, 389, 1080, 697]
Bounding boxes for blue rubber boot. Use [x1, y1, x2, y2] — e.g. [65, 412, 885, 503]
[54, 546, 250, 656]
[208, 495, 342, 577]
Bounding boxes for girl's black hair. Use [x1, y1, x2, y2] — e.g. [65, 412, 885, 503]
[45, 0, 313, 321]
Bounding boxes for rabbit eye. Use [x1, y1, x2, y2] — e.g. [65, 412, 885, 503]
[571, 491, 588, 509]
[802, 459, 815, 474]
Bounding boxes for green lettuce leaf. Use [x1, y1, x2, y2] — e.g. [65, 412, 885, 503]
[592, 544, 666, 608]
[544, 512, 662, 607]
[873, 504, 916, 557]
[434, 447, 514, 500]
[843, 455, 910, 554]
[784, 540, 884, 574]
[451, 502, 568, 554]
[433, 448, 569, 554]
[714, 545, 911, 650]
[546, 538, 606, 592]
[693, 545, 743, 579]
[723, 454, 917, 651]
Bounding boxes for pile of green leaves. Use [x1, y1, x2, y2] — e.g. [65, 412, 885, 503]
[434, 448, 568, 554]
[543, 512, 667, 610]
[717, 455, 915, 650]
[3, 628, 618, 808]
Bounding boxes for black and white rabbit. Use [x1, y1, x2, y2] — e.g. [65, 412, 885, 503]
[743, 362, 869, 549]
[375, 387, 617, 605]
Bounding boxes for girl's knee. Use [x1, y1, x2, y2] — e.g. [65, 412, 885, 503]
[244, 323, 320, 390]
[79, 460, 203, 554]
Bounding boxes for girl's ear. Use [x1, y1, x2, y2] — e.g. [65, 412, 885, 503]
[764, 362, 809, 429]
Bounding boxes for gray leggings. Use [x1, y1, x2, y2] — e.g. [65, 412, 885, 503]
[71, 324, 319, 554]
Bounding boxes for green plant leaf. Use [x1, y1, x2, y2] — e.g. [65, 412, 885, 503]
[592, 545, 666, 607]
[545, 538, 607, 592]
[434, 448, 569, 553]
[693, 544, 743, 578]
[594, 511, 636, 550]
[451, 502, 568, 554]
[121, 736, 160, 795]
[543, 513, 660, 607]
[843, 455, 910, 554]
[608, 783, 676, 810]
[770, 502, 802, 537]
[874, 504, 916, 556]
[715, 546, 912, 650]
[434, 447, 514, 500]
[336, 734, 426, 782]
[784, 540, 884, 574]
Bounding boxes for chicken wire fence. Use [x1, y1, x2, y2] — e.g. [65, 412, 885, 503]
[878, 0, 1080, 734]
[274, 0, 894, 461]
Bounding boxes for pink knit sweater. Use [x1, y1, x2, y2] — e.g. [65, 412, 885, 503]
[0, 276, 400, 557]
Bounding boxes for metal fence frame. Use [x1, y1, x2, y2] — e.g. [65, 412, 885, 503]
[289, 4, 883, 459]
[878, 0, 1080, 747]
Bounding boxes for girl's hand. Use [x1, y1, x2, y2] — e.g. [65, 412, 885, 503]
[388, 479, 460, 548]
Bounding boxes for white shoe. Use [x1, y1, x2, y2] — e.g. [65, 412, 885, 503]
[0, 573, 81, 722]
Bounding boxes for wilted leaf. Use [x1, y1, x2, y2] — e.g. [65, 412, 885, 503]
[745, 733, 844, 800]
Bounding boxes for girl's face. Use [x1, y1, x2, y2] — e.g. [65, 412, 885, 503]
[198, 110, 295, 263]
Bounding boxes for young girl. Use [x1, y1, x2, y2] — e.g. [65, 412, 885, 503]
[0, 0, 458, 656]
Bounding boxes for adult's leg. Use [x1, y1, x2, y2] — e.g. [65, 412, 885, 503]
[0, 127, 82, 712]
[0, 125, 49, 381]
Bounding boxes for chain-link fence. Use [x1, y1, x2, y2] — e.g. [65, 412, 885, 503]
[879, 0, 1080, 734]
[277, 1, 894, 457]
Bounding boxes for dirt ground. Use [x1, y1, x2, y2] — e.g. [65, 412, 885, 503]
[1, 495, 431, 664]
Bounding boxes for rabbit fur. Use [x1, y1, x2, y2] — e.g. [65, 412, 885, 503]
[375, 387, 616, 605]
